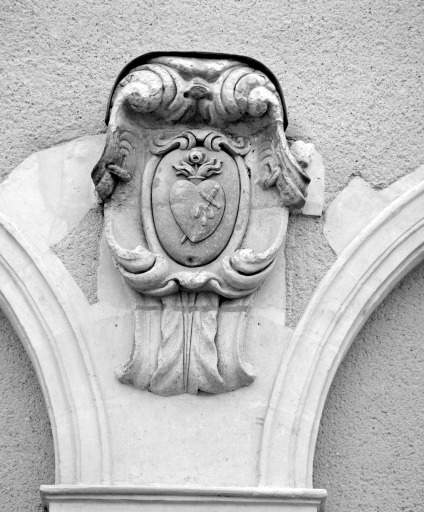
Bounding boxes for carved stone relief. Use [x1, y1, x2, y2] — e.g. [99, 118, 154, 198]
[91, 54, 310, 396]
[2, 129, 422, 511]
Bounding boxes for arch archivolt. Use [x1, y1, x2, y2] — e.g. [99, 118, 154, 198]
[0, 214, 111, 484]
[259, 177, 424, 487]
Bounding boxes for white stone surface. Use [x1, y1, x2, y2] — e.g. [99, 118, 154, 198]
[289, 140, 325, 218]
[300, 147, 325, 217]
[0, 136, 104, 252]
[324, 165, 424, 254]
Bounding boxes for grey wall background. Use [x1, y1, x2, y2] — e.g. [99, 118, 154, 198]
[1, 1, 423, 510]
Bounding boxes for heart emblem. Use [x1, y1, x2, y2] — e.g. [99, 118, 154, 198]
[170, 179, 226, 243]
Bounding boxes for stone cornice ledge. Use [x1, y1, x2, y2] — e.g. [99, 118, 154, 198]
[40, 485, 327, 511]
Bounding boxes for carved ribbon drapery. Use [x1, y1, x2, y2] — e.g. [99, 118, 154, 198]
[92, 55, 309, 396]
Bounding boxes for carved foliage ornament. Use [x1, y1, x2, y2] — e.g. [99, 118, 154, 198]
[92, 52, 310, 396]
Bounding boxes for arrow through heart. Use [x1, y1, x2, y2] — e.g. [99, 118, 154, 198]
[170, 179, 226, 243]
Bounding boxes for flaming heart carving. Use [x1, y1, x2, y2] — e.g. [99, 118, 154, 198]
[170, 149, 226, 244]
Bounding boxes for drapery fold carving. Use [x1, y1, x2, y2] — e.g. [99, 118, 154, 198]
[93, 54, 310, 395]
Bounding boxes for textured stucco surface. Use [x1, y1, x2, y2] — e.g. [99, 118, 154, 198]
[285, 215, 335, 328]
[0, 310, 54, 512]
[0, 0, 423, 510]
[314, 260, 424, 512]
[52, 206, 103, 305]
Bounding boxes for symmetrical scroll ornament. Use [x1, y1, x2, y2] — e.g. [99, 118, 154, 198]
[92, 53, 310, 396]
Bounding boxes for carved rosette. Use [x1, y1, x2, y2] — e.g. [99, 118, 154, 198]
[92, 54, 310, 396]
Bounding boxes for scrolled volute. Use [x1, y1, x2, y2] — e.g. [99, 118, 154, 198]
[90, 54, 312, 396]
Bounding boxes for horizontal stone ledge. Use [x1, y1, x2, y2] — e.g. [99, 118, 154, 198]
[40, 485, 327, 511]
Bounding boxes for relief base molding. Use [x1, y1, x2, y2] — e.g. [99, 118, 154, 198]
[40, 486, 326, 512]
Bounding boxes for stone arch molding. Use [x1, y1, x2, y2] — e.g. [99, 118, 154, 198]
[0, 213, 111, 485]
[259, 174, 424, 488]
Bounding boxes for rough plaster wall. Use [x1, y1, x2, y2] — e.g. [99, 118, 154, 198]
[2, 0, 424, 191]
[0, 0, 423, 510]
[314, 260, 424, 512]
[285, 216, 335, 328]
[52, 206, 103, 305]
[0, 310, 54, 511]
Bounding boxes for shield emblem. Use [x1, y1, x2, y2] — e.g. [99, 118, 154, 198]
[152, 146, 241, 267]
[170, 179, 226, 244]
